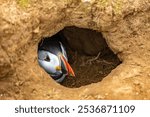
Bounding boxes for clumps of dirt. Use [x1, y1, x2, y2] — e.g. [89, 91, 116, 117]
[61, 48, 121, 88]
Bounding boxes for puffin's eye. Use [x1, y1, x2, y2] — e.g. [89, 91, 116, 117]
[44, 55, 50, 62]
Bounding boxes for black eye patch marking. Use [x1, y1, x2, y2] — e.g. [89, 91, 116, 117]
[44, 55, 50, 62]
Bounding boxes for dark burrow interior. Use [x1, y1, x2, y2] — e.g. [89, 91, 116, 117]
[38, 26, 121, 88]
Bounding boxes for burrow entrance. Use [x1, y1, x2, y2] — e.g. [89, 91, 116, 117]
[38, 26, 121, 88]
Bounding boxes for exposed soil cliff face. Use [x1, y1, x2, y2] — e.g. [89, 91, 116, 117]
[0, 0, 150, 99]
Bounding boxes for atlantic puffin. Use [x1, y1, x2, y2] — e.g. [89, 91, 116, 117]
[38, 35, 75, 83]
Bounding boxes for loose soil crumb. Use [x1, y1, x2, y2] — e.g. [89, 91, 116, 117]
[61, 49, 121, 88]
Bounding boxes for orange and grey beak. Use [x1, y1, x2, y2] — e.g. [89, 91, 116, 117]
[59, 54, 75, 77]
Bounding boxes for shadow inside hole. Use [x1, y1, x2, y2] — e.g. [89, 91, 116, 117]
[38, 26, 121, 88]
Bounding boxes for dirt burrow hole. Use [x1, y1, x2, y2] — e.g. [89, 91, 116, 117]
[38, 26, 121, 88]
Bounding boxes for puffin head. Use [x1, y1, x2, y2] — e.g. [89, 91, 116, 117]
[38, 50, 75, 81]
[38, 50, 61, 75]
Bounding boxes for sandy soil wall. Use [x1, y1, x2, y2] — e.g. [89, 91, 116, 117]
[0, 0, 150, 99]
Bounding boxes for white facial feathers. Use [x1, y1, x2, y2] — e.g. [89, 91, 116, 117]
[38, 50, 60, 74]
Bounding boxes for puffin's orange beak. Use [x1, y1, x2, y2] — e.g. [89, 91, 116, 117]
[60, 55, 75, 77]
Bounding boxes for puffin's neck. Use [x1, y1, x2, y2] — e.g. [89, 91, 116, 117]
[56, 74, 67, 83]
[51, 73, 63, 80]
